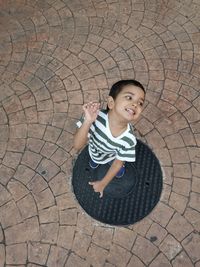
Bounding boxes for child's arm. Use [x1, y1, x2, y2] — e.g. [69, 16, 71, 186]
[89, 159, 124, 198]
[73, 102, 100, 151]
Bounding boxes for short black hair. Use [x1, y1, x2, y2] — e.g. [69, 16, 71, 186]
[107, 79, 145, 110]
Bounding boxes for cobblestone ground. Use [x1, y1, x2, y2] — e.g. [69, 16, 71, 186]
[0, 0, 199, 266]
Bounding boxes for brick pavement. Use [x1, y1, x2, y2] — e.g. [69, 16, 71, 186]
[0, 0, 199, 266]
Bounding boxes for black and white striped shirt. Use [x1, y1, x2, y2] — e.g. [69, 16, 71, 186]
[77, 110, 137, 164]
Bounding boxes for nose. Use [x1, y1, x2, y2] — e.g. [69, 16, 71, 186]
[132, 102, 137, 107]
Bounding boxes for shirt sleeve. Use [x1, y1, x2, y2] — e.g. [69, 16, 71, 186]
[116, 137, 137, 162]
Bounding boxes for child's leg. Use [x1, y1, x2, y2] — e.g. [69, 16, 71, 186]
[108, 161, 125, 178]
[116, 165, 125, 178]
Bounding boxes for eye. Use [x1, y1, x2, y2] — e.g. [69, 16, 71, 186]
[139, 101, 144, 106]
[125, 95, 132, 100]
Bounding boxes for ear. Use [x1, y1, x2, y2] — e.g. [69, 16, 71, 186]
[107, 96, 115, 110]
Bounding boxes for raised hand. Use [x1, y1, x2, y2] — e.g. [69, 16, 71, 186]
[83, 102, 100, 124]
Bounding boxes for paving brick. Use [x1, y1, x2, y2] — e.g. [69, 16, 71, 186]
[155, 118, 176, 137]
[65, 253, 89, 267]
[87, 243, 109, 267]
[173, 177, 191, 196]
[3, 151, 22, 169]
[72, 231, 91, 258]
[46, 245, 68, 267]
[56, 192, 77, 210]
[27, 174, 48, 193]
[131, 217, 152, 236]
[0, 165, 15, 185]
[0, 142, 7, 158]
[184, 207, 200, 232]
[0, 244, 5, 267]
[166, 212, 193, 241]
[192, 177, 200, 193]
[52, 113, 68, 129]
[180, 84, 199, 101]
[17, 193, 38, 219]
[6, 243, 27, 265]
[0, 200, 22, 228]
[19, 91, 35, 108]
[56, 130, 74, 152]
[0, 184, 12, 206]
[132, 236, 159, 265]
[152, 148, 172, 166]
[113, 227, 136, 250]
[21, 151, 42, 169]
[175, 96, 192, 112]
[26, 138, 44, 153]
[40, 222, 59, 244]
[33, 188, 55, 210]
[67, 90, 83, 105]
[48, 172, 69, 196]
[170, 112, 188, 132]
[40, 142, 58, 158]
[43, 126, 62, 143]
[27, 124, 46, 139]
[14, 165, 35, 186]
[37, 99, 53, 112]
[146, 222, 167, 246]
[161, 90, 178, 104]
[182, 232, 200, 263]
[36, 158, 60, 181]
[107, 244, 131, 266]
[162, 166, 173, 185]
[28, 242, 50, 265]
[188, 147, 200, 164]
[161, 183, 171, 204]
[170, 147, 190, 163]
[0, 226, 3, 242]
[57, 225, 75, 250]
[173, 163, 192, 179]
[91, 226, 113, 250]
[6, 216, 40, 245]
[189, 192, 200, 212]
[169, 192, 188, 214]
[7, 138, 26, 153]
[164, 133, 185, 149]
[51, 90, 68, 103]
[76, 212, 94, 235]
[59, 208, 78, 225]
[127, 255, 145, 267]
[184, 106, 200, 123]
[135, 117, 154, 135]
[149, 253, 172, 267]
[38, 205, 59, 224]
[159, 234, 182, 260]
[172, 250, 194, 267]
[7, 179, 29, 201]
[35, 66, 54, 82]
[3, 95, 22, 114]
[149, 202, 174, 227]
[64, 54, 82, 70]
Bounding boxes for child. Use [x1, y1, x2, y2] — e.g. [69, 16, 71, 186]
[74, 79, 145, 198]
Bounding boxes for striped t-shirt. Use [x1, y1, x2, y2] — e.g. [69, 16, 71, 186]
[77, 110, 137, 164]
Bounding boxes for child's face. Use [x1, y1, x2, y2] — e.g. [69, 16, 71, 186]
[108, 85, 145, 122]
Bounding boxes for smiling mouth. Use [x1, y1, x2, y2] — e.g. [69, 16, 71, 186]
[125, 108, 136, 116]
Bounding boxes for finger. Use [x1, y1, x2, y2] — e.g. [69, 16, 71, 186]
[88, 182, 94, 185]
[99, 191, 103, 198]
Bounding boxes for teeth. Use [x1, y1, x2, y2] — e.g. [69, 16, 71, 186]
[126, 108, 135, 115]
